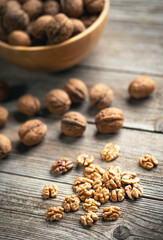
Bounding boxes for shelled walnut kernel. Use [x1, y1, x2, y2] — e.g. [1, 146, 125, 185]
[139, 154, 158, 169]
[101, 143, 120, 162]
[83, 198, 101, 212]
[51, 158, 73, 174]
[80, 211, 98, 227]
[85, 164, 105, 180]
[103, 166, 122, 190]
[77, 187, 94, 201]
[109, 188, 125, 202]
[63, 194, 80, 212]
[73, 177, 93, 192]
[46, 206, 64, 221]
[125, 183, 143, 200]
[42, 185, 58, 199]
[103, 206, 120, 221]
[76, 154, 94, 166]
[94, 187, 109, 204]
[121, 171, 140, 185]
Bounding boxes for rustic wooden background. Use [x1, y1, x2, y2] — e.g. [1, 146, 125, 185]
[0, 1, 163, 239]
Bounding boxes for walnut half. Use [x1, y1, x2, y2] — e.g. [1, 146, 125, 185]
[83, 198, 101, 212]
[46, 206, 64, 221]
[42, 184, 59, 199]
[125, 183, 143, 200]
[139, 154, 158, 169]
[109, 187, 125, 202]
[101, 143, 120, 161]
[103, 206, 120, 221]
[63, 194, 80, 212]
[80, 211, 98, 227]
[76, 154, 94, 166]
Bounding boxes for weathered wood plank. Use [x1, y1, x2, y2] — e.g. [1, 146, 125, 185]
[0, 120, 162, 200]
[0, 61, 162, 132]
[0, 172, 163, 240]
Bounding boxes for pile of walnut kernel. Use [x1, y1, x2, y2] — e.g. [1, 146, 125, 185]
[43, 143, 145, 227]
[0, 0, 105, 47]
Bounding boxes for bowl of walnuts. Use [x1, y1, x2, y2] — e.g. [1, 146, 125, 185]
[0, 0, 109, 72]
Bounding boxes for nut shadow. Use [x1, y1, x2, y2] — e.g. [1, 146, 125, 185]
[58, 133, 84, 144]
[87, 105, 99, 118]
[94, 130, 121, 141]
[126, 96, 151, 106]
[6, 84, 27, 102]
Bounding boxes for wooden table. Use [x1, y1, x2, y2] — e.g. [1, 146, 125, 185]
[0, 1, 163, 239]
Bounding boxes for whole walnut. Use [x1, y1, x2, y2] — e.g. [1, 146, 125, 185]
[128, 75, 156, 99]
[0, 134, 12, 159]
[46, 13, 74, 44]
[45, 89, 71, 115]
[0, 106, 8, 128]
[17, 94, 41, 116]
[19, 119, 47, 146]
[8, 31, 31, 46]
[80, 15, 97, 28]
[0, 81, 10, 101]
[89, 83, 114, 108]
[64, 78, 88, 103]
[3, 9, 29, 33]
[43, 0, 60, 16]
[71, 19, 86, 36]
[5, 0, 21, 12]
[84, 0, 104, 14]
[28, 15, 54, 42]
[60, 0, 84, 18]
[0, 0, 7, 14]
[61, 111, 87, 137]
[22, 0, 43, 20]
[95, 107, 124, 133]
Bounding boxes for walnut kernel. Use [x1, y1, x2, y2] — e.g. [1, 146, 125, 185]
[51, 158, 73, 174]
[85, 164, 105, 180]
[109, 188, 125, 202]
[76, 154, 94, 166]
[125, 183, 143, 200]
[46, 206, 64, 221]
[42, 184, 58, 199]
[101, 143, 120, 162]
[121, 171, 140, 185]
[63, 194, 80, 212]
[83, 198, 101, 212]
[80, 211, 98, 226]
[139, 154, 158, 169]
[94, 186, 109, 204]
[103, 206, 120, 221]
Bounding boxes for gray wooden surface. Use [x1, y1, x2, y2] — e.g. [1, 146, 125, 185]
[0, 1, 163, 240]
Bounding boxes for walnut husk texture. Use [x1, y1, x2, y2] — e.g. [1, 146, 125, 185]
[95, 107, 124, 133]
[19, 119, 47, 146]
[0, 134, 12, 159]
[18, 94, 41, 116]
[61, 111, 87, 137]
[51, 158, 73, 174]
[0, 106, 8, 128]
[61, 0, 84, 18]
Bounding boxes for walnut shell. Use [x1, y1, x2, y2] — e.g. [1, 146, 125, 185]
[17, 94, 41, 116]
[0, 0, 7, 14]
[0, 134, 12, 159]
[64, 78, 88, 103]
[95, 107, 124, 133]
[5, 0, 21, 12]
[0, 106, 8, 128]
[61, 0, 84, 18]
[61, 111, 87, 137]
[8, 30, 31, 46]
[89, 83, 114, 108]
[71, 18, 86, 36]
[43, 0, 60, 16]
[46, 13, 74, 44]
[0, 80, 10, 101]
[19, 119, 47, 146]
[84, 0, 104, 14]
[22, 0, 43, 20]
[128, 75, 156, 99]
[80, 15, 98, 28]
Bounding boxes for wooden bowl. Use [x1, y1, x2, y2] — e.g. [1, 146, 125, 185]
[0, 1, 109, 72]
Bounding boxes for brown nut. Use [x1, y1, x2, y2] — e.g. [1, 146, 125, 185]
[85, 164, 105, 181]
[0, 81, 9, 102]
[101, 143, 120, 162]
[125, 183, 143, 200]
[103, 206, 120, 221]
[80, 211, 98, 227]
[76, 154, 94, 166]
[0, 134, 12, 159]
[61, 111, 87, 137]
[103, 166, 122, 190]
[45, 89, 71, 115]
[46, 206, 64, 221]
[94, 187, 109, 204]
[28, 15, 54, 42]
[17, 94, 41, 116]
[3, 9, 29, 33]
[64, 78, 88, 103]
[8, 31, 31, 46]
[80, 15, 97, 28]
[43, 0, 60, 16]
[61, 0, 84, 18]
[83, 198, 101, 212]
[95, 107, 124, 133]
[89, 83, 114, 108]
[51, 158, 73, 174]
[0, 0, 7, 14]
[109, 187, 125, 202]
[121, 171, 140, 185]
[22, 0, 43, 20]
[139, 154, 159, 169]
[5, 0, 21, 12]
[18, 119, 47, 146]
[84, 0, 104, 14]
[42, 184, 59, 199]
[0, 106, 8, 128]
[128, 75, 156, 99]
[71, 19, 86, 36]
[63, 194, 80, 212]
[73, 177, 93, 192]
[46, 13, 74, 44]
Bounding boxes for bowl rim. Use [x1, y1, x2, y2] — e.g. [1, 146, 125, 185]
[0, 0, 109, 51]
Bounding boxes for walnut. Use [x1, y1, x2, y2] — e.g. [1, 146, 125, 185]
[84, 0, 104, 14]
[3, 9, 29, 33]
[5, 0, 21, 12]
[109, 187, 125, 202]
[89, 83, 114, 108]
[8, 30, 31, 46]
[0, 134, 12, 159]
[46, 206, 64, 221]
[22, 0, 43, 20]
[0, 0, 7, 15]
[125, 183, 143, 200]
[103, 206, 120, 221]
[64, 78, 88, 103]
[92, 178, 103, 190]
[128, 75, 156, 99]
[61, 0, 84, 18]
[71, 18, 86, 36]
[85, 164, 105, 181]
[63, 194, 80, 212]
[103, 166, 122, 190]
[51, 158, 73, 174]
[95, 107, 124, 134]
[80, 211, 98, 227]
[0, 81, 9, 101]
[17, 94, 41, 115]
[73, 177, 93, 192]
[80, 15, 97, 28]
[43, 0, 60, 16]
[46, 13, 74, 44]
[101, 143, 120, 162]
[83, 198, 101, 212]
[121, 171, 140, 185]
[76, 154, 94, 166]
[42, 184, 58, 199]
[139, 154, 158, 169]
[0, 106, 8, 128]
[94, 186, 109, 204]
[77, 187, 94, 201]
